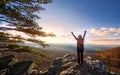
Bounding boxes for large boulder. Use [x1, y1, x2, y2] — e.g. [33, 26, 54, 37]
[6, 60, 34, 75]
[41, 54, 81, 75]
[41, 54, 117, 75]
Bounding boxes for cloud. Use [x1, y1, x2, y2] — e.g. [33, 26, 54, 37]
[60, 34, 71, 37]
[90, 27, 120, 36]
[93, 38, 120, 41]
[89, 38, 120, 45]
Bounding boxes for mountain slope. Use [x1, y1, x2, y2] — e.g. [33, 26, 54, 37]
[91, 47, 120, 74]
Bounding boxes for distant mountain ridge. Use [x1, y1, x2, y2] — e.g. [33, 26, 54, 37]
[46, 44, 120, 53]
[18, 42, 120, 53]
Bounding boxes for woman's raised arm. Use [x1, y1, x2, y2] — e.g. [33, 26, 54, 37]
[71, 32, 77, 40]
[83, 31, 87, 39]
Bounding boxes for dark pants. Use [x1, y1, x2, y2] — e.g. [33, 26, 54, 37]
[77, 48, 84, 64]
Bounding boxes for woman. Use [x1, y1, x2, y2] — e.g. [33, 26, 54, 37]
[71, 31, 86, 65]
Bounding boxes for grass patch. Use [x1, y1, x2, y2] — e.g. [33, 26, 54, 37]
[6, 43, 20, 50]
[6, 43, 47, 57]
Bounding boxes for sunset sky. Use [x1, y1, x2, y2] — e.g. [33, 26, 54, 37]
[2, 0, 120, 45]
[35, 0, 120, 45]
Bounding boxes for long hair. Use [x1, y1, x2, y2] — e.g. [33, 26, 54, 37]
[78, 35, 83, 41]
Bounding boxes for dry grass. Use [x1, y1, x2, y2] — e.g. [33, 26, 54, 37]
[88, 47, 120, 75]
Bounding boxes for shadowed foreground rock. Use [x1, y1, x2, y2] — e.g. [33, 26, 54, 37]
[0, 55, 34, 75]
[0, 54, 118, 75]
[41, 54, 118, 75]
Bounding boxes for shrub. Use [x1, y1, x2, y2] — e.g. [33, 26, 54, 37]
[15, 46, 47, 57]
[6, 43, 20, 50]
[7, 43, 47, 57]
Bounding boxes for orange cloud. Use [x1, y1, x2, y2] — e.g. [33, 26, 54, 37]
[89, 38, 120, 45]
[93, 39, 120, 41]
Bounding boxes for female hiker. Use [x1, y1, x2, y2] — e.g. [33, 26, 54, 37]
[71, 31, 86, 65]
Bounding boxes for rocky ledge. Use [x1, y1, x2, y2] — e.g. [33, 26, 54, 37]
[0, 54, 118, 75]
[41, 54, 118, 75]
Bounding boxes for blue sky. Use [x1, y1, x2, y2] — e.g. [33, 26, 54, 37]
[1, 0, 119, 45]
[36, 0, 120, 45]
[38, 0, 120, 28]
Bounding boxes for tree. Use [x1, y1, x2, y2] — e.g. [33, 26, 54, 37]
[0, 0, 55, 37]
[0, 0, 55, 47]
[0, 0, 52, 26]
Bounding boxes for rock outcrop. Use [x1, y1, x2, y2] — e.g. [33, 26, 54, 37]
[42, 54, 118, 75]
[0, 55, 34, 75]
[0, 53, 118, 75]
